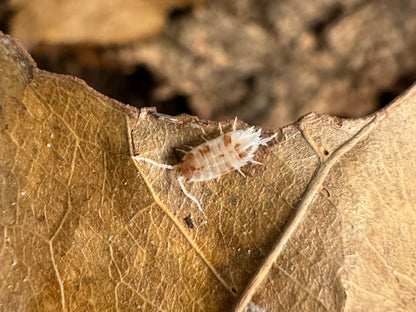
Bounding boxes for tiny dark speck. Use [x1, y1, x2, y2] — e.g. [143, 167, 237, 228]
[37, 215, 46, 222]
[184, 215, 194, 229]
[232, 288, 237, 293]
[323, 149, 329, 156]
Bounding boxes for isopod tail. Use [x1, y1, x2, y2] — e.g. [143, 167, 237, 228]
[259, 133, 277, 146]
[178, 176, 203, 213]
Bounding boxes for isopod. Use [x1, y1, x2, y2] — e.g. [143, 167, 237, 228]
[134, 117, 276, 212]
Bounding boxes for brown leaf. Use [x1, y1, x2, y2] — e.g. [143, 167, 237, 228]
[1, 32, 416, 312]
[10, 0, 203, 48]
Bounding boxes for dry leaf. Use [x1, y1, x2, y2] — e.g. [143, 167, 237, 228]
[1, 32, 416, 312]
[10, 0, 203, 48]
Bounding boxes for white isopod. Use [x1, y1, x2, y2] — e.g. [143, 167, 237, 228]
[134, 117, 276, 211]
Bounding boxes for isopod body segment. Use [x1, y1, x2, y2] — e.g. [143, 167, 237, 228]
[180, 126, 275, 182]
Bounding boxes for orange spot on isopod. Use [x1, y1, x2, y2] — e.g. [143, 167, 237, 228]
[224, 134, 232, 146]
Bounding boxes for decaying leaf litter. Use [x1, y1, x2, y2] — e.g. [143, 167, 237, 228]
[1, 31, 416, 312]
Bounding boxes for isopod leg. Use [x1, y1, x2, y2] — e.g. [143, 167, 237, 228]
[178, 176, 204, 213]
[237, 169, 246, 177]
[233, 116, 238, 131]
[250, 160, 264, 166]
[197, 124, 208, 141]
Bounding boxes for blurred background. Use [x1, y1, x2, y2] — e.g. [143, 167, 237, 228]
[1, 0, 416, 127]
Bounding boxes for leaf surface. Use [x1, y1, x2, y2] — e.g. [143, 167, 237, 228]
[1, 33, 415, 312]
[10, 0, 202, 47]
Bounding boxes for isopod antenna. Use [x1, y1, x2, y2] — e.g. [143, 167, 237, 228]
[133, 156, 174, 170]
